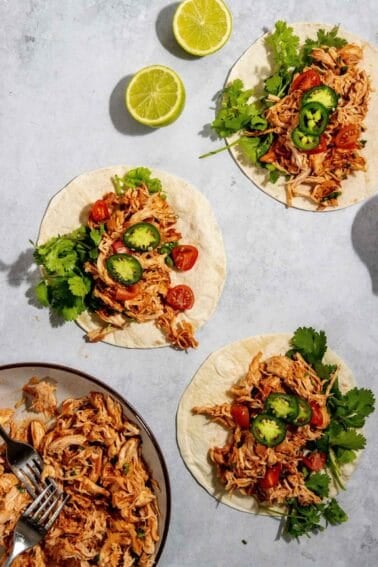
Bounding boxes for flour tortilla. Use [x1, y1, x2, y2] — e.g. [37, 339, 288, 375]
[37, 166, 227, 348]
[177, 333, 357, 514]
[225, 23, 378, 211]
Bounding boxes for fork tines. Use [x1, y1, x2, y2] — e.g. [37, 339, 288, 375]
[24, 484, 68, 532]
[16, 458, 44, 497]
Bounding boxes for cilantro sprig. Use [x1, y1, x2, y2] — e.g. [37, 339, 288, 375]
[283, 326, 375, 537]
[34, 226, 99, 321]
[286, 497, 347, 538]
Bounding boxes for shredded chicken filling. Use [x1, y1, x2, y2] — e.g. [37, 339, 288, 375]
[257, 43, 371, 208]
[0, 378, 160, 566]
[193, 352, 335, 508]
[85, 184, 198, 350]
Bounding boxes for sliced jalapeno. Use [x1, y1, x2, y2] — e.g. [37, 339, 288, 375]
[292, 127, 320, 151]
[264, 393, 299, 423]
[299, 102, 329, 136]
[302, 85, 338, 111]
[292, 398, 312, 426]
[123, 222, 160, 252]
[251, 414, 286, 447]
[106, 254, 143, 286]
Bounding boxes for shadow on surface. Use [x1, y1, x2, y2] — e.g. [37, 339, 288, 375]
[351, 194, 378, 295]
[0, 247, 65, 327]
[155, 2, 197, 60]
[109, 75, 154, 136]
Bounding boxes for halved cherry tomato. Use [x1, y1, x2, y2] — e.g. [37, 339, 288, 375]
[302, 451, 327, 472]
[112, 239, 129, 254]
[291, 69, 322, 92]
[172, 245, 199, 271]
[258, 464, 282, 490]
[166, 285, 194, 311]
[115, 284, 139, 302]
[309, 402, 324, 428]
[90, 199, 110, 222]
[334, 124, 360, 149]
[303, 134, 328, 154]
[231, 404, 250, 429]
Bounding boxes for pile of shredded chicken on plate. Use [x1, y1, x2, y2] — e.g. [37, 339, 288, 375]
[257, 43, 371, 208]
[0, 377, 160, 566]
[193, 352, 336, 508]
[85, 184, 197, 350]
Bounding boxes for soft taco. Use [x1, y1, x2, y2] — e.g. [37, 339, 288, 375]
[206, 22, 378, 211]
[35, 166, 226, 349]
[177, 328, 375, 537]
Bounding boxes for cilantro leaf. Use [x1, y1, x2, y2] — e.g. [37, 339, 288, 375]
[264, 68, 293, 98]
[35, 281, 49, 307]
[286, 500, 325, 538]
[289, 327, 327, 365]
[323, 499, 348, 526]
[68, 275, 92, 298]
[34, 226, 97, 321]
[112, 167, 162, 195]
[301, 26, 348, 66]
[265, 21, 301, 70]
[332, 388, 375, 428]
[328, 428, 366, 451]
[305, 473, 330, 498]
[237, 136, 261, 164]
[211, 79, 255, 138]
[334, 448, 357, 465]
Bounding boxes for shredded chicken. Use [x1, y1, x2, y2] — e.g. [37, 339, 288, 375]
[251, 43, 371, 208]
[193, 351, 335, 508]
[0, 382, 160, 566]
[84, 184, 198, 349]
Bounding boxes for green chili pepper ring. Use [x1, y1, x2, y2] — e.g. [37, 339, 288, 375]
[299, 102, 329, 136]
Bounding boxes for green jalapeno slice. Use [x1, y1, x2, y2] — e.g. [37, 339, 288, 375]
[299, 102, 329, 136]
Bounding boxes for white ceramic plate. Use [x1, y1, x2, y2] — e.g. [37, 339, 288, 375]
[0, 362, 170, 564]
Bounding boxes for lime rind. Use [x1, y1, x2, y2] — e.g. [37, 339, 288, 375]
[173, 0, 232, 57]
[125, 65, 186, 128]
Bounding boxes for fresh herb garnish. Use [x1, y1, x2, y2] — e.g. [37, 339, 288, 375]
[34, 226, 96, 321]
[112, 167, 162, 195]
[305, 472, 331, 498]
[283, 326, 375, 537]
[286, 496, 348, 538]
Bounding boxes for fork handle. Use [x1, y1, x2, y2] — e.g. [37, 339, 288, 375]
[2, 538, 28, 567]
[0, 424, 11, 444]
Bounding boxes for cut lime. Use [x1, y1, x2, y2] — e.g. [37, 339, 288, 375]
[173, 0, 232, 57]
[125, 65, 186, 128]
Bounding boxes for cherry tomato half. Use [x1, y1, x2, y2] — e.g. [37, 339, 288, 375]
[302, 451, 327, 472]
[291, 69, 322, 92]
[172, 245, 199, 271]
[115, 284, 140, 302]
[258, 464, 282, 490]
[166, 285, 194, 311]
[90, 199, 110, 222]
[309, 402, 325, 428]
[334, 124, 360, 149]
[303, 134, 328, 154]
[231, 404, 250, 429]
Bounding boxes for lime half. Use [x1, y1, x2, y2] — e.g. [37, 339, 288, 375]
[125, 65, 186, 128]
[173, 0, 232, 57]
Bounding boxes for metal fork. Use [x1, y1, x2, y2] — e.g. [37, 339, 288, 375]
[0, 424, 46, 498]
[2, 483, 68, 567]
